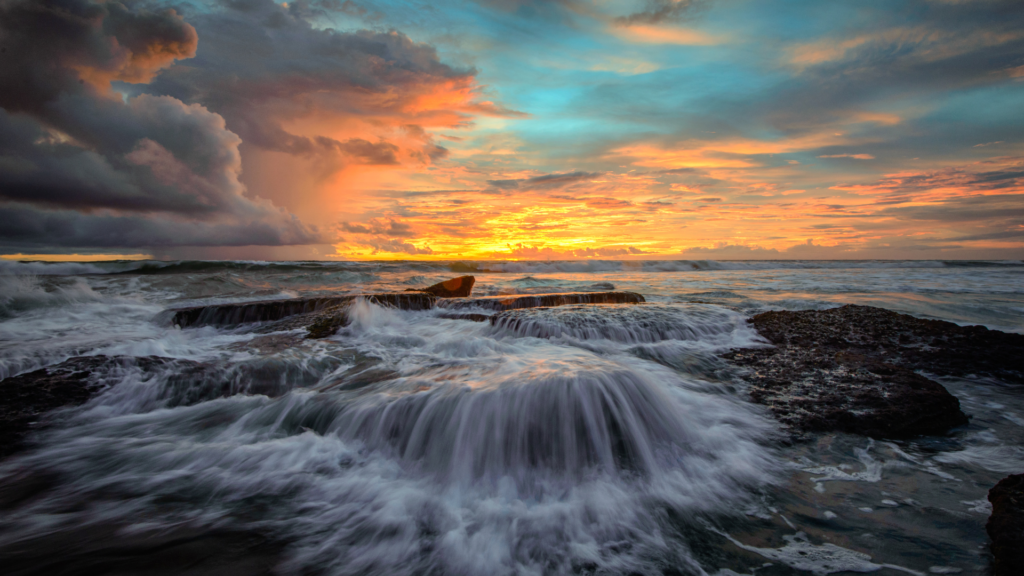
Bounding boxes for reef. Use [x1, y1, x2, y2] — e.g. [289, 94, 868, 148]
[0, 356, 175, 458]
[748, 305, 1023, 383]
[988, 473, 1024, 576]
[720, 304, 1015, 439]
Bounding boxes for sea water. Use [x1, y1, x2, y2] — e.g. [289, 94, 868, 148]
[0, 259, 1022, 575]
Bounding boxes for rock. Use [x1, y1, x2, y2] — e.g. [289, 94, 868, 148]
[988, 473, 1024, 576]
[162, 292, 437, 328]
[439, 291, 645, 312]
[419, 275, 476, 298]
[750, 305, 1024, 384]
[0, 356, 178, 458]
[306, 304, 350, 339]
[722, 304, 983, 438]
[724, 348, 969, 438]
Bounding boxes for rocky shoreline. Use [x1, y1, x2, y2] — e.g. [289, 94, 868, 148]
[2, 285, 1022, 572]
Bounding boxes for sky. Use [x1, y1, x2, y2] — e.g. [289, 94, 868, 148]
[1, 0, 1022, 261]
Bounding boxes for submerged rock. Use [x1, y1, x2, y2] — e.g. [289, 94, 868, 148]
[723, 305, 981, 438]
[988, 473, 1024, 576]
[416, 275, 476, 298]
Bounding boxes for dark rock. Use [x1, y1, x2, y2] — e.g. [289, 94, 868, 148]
[417, 275, 476, 298]
[306, 304, 350, 339]
[750, 305, 1024, 384]
[162, 292, 437, 328]
[0, 356, 175, 458]
[723, 348, 969, 438]
[0, 521, 283, 576]
[439, 291, 645, 312]
[988, 473, 1024, 576]
[722, 304, 985, 438]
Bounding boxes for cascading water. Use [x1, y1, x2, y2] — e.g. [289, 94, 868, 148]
[1, 260, 1022, 575]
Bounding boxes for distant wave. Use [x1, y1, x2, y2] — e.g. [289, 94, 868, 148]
[446, 259, 1024, 274]
[1, 258, 1021, 276]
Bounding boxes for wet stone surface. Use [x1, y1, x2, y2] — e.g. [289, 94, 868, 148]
[721, 305, 1002, 439]
[988, 473, 1024, 576]
[0, 356, 180, 457]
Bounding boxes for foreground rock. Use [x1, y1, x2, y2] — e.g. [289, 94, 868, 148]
[988, 474, 1024, 576]
[723, 305, 979, 438]
[0, 357, 177, 458]
[751, 305, 1023, 383]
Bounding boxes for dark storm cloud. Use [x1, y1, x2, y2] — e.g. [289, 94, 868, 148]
[138, 0, 471, 165]
[0, 0, 323, 248]
[0, 0, 197, 113]
[0, 204, 317, 248]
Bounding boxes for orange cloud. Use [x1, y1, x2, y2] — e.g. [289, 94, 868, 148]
[613, 24, 725, 46]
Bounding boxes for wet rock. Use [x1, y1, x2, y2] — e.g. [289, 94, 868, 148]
[306, 304, 350, 339]
[723, 304, 984, 438]
[163, 292, 436, 328]
[988, 473, 1024, 576]
[750, 305, 1024, 384]
[0, 521, 282, 576]
[439, 291, 645, 312]
[723, 348, 968, 438]
[0, 356, 179, 458]
[416, 275, 476, 298]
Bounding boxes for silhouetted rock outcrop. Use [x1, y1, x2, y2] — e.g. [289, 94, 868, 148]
[988, 473, 1024, 576]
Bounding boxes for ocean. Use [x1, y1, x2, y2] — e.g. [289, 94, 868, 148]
[1, 259, 1022, 575]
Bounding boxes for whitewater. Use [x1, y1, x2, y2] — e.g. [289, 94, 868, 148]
[0, 259, 1022, 575]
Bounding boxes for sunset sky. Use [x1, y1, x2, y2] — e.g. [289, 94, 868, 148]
[1, 0, 1022, 260]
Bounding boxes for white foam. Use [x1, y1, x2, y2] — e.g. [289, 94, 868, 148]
[718, 531, 924, 575]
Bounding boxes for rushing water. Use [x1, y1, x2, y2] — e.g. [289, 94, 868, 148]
[0, 259, 1022, 575]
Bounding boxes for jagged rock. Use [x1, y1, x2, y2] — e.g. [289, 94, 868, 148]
[722, 304, 984, 439]
[439, 291, 645, 312]
[988, 474, 1024, 576]
[724, 348, 968, 438]
[750, 305, 1024, 383]
[419, 275, 476, 298]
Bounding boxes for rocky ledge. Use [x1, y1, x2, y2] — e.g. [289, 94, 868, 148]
[0, 356, 175, 458]
[720, 304, 1024, 439]
[988, 473, 1024, 576]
